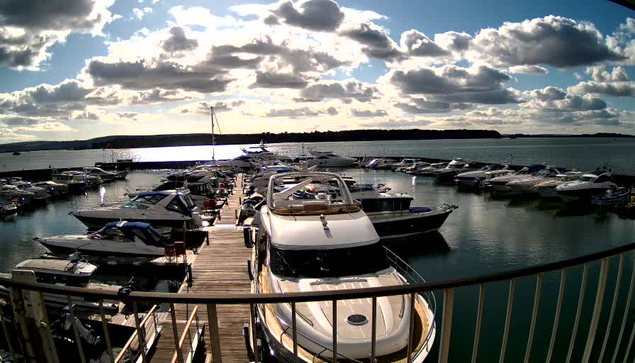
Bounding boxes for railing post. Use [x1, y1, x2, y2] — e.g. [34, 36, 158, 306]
[407, 293, 417, 363]
[499, 279, 516, 363]
[250, 303, 259, 363]
[546, 268, 567, 363]
[99, 300, 115, 363]
[524, 273, 543, 363]
[291, 302, 298, 362]
[471, 284, 485, 363]
[170, 303, 184, 363]
[566, 263, 589, 363]
[438, 289, 454, 363]
[371, 296, 377, 362]
[599, 254, 624, 363]
[67, 296, 87, 363]
[132, 302, 148, 363]
[0, 308, 16, 362]
[332, 300, 338, 363]
[611, 259, 635, 363]
[581, 257, 610, 363]
[207, 303, 223, 363]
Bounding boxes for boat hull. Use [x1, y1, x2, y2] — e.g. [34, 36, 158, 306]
[72, 214, 192, 230]
[369, 208, 454, 240]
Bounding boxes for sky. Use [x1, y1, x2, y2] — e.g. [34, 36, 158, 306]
[1, 0, 635, 144]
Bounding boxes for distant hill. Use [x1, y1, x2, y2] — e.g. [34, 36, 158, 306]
[506, 133, 635, 138]
[0, 129, 502, 152]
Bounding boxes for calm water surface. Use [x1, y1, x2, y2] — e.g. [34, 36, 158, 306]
[2, 137, 635, 173]
[0, 150, 634, 360]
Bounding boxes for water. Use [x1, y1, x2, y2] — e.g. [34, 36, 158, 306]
[2, 138, 635, 173]
[1, 139, 635, 360]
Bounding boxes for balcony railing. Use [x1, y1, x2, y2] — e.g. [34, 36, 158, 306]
[1, 241, 635, 362]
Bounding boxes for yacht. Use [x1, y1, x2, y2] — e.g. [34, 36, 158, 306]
[391, 158, 420, 172]
[34, 181, 70, 198]
[365, 158, 394, 170]
[555, 170, 618, 202]
[0, 199, 18, 215]
[36, 222, 170, 261]
[404, 161, 431, 174]
[52, 171, 89, 192]
[505, 167, 567, 194]
[307, 151, 356, 168]
[0, 183, 35, 207]
[83, 167, 117, 183]
[534, 172, 583, 198]
[130, 177, 218, 210]
[248, 172, 436, 363]
[241, 142, 283, 161]
[70, 191, 203, 229]
[12, 180, 51, 204]
[358, 192, 457, 240]
[433, 159, 477, 183]
[484, 164, 546, 192]
[408, 162, 447, 176]
[454, 164, 508, 187]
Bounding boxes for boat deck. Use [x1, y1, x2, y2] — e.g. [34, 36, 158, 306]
[150, 175, 251, 363]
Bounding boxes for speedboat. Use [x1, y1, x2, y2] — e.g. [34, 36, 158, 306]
[409, 162, 447, 176]
[404, 162, 431, 174]
[365, 158, 394, 170]
[0, 199, 18, 215]
[0, 257, 119, 313]
[484, 164, 546, 192]
[556, 170, 618, 202]
[534, 172, 583, 198]
[241, 142, 284, 161]
[70, 191, 204, 229]
[34, 181, 70, 198]
[505, 167, 567, 195]
[307, 151, 356, 167]
[392, 158, 420, 172]
[591, 187, 631, 207]
[0, 184, 34, 207]
[433, 159, 476, 183]
[36, 222, 170, 261]
[247, 164, 297, 193]
[249, 171, 436, 362]
[454, 164, 508, 187]
[83, 167, 117, 183]
[130, 177, 218, 210]
[358, 192, 457, 240]
[12, 181, 51, 204]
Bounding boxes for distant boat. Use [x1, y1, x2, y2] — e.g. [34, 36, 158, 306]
[12, 151, 20, 156]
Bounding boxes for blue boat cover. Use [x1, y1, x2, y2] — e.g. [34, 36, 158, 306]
[105, 221, 153, 229]
[409, 207, 432, 213]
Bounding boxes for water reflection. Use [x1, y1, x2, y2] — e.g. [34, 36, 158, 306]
[384, 231, 451, 259]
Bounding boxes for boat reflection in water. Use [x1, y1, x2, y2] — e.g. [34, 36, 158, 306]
[248, 171, 436, 362]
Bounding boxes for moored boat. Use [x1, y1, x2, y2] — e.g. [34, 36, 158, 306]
[556, 170, 618, 203]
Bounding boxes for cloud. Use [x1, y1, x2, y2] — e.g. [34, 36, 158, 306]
[389, 65, 510, 94]
[435, 31, 472, 53]
[568, 81, 635, 97]
[585, 65, 629, 82]
[85, 59, 230, 93]
[161, 27, 198, 53]
[471, 16, 624, 68]
[351, 109, 387, 117]
[265, 106, 337, 118]
[132, 7, 152, 20]
[360, 119, 434, 128]
[340, 22, 403, 60]
[298, 79, 378, 102]
[251, 71, 308, 89]
[508, 65, 548, 75]
[126, 89, 192, 104]
[400, 30, 448, 57]
[172, 100, 245, 114]
[524, 87, 607, 111]
[0, 0, 117, 69]
[269, 0, 345, 32]
[396, 98, 473, 114]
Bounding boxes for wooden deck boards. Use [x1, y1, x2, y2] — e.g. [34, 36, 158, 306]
[151, 176, 251, 363]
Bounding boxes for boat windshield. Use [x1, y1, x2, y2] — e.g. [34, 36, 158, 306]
[578, 176, 595, 182]
[270, 175, 360, 215]
[269, 243, 390, 278]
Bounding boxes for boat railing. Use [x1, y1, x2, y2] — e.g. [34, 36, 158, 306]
[2, 241, 635, 362]
[114, 304, 161, 363]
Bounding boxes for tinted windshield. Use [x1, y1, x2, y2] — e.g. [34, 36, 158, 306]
[578, 176, 594, 182]
[269, 243, 390, 278]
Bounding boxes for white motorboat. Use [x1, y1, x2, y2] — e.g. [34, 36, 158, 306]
[484, 164, 546, 192]
[534, 172, 583, 198]
[433, 159, 477, 183]
[365, 158, 394, 170]
[404, 161, 431, 174]
[83, 166, 117, 183]
[12, 180, 51, 204]
[71, 191, 203, 229]
[556, 170, 618, 202]
[0, 183, 35, 206]
[454, 164, 508, 187]
[249, 171, 436, 362]
[247, 164, 297, 193]
[307, 151, 356, 168]
[505, 167, 567, 194]
[0, 199, 17, 215]
[52, 171, 89, 192]
[392, 158, 420, 171]
[36, 221, 170, 261]
[408, 162, 447, 176]
[34, 181, 70, 198]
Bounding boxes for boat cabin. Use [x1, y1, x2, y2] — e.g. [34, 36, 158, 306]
[89, 221, 169, 247]
[13, 259, 97, 287]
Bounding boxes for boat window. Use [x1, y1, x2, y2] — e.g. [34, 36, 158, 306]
[133, 194, 166, 205]
[269, 244, 391, 278]
[594, 175, 610, 183]
[166, 197, 190, 214]
[578, 175, 594, 182]
[181, 195, 196, 208]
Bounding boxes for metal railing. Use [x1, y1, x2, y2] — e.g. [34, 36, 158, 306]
[115, 304, 161, 363]
[1, 242, 635, 362]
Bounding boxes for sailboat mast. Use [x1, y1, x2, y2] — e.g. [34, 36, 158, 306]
[211, 106, 215, 161]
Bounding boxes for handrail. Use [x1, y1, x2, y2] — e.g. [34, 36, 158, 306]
[1, 241, 634, 304]
[171, 305, 199, 363]
[114, 305, 159, 363]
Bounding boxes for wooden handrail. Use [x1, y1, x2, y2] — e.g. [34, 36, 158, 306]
[114, 305, 159, 363]
[171, 306, 199, 363]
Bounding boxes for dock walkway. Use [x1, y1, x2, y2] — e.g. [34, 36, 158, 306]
[151, 176, 251, 363]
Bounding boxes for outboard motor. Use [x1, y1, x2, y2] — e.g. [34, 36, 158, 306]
[51, 306, 101, 347]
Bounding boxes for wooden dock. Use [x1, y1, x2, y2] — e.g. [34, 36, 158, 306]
[150, 176, 251, 363]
